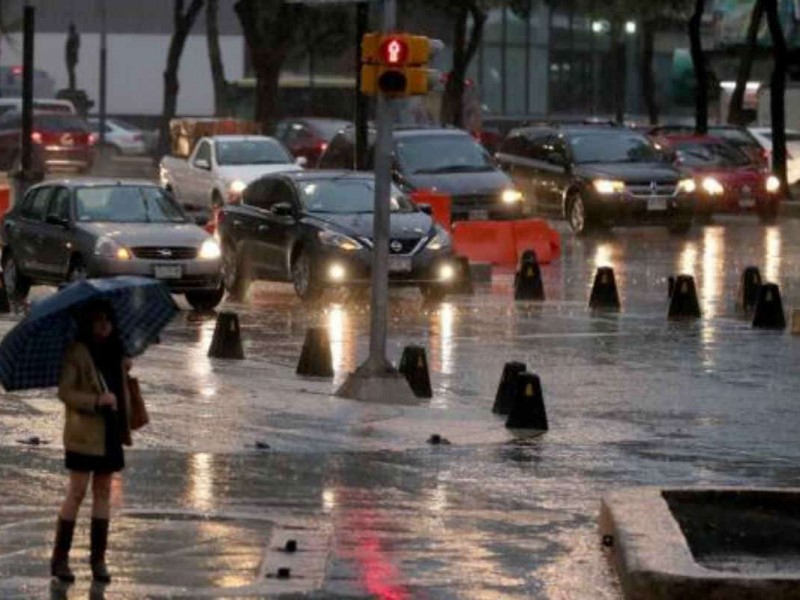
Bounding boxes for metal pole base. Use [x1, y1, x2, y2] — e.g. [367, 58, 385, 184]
[335, 359, 419, 405]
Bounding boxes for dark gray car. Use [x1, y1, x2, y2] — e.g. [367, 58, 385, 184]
[1, 180, 224, 310]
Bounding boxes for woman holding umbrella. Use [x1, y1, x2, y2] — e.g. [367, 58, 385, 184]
[51, 301, 130, 584]
[0, 276, 177, 585]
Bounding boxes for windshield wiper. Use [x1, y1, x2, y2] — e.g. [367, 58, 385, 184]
[414, 165, 492, 174]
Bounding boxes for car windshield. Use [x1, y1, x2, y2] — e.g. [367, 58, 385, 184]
[570, 132, 660, 163]
[76, 186, 186, 223]
[215, 139, 291, 165]
[311, 120, 350, 139]
[395, 134, 495, 174]
[298, 178, 414, 214]
[709, 127, 756, 147]
[674, 142, 752, 167]
[34, 115, 89, 132]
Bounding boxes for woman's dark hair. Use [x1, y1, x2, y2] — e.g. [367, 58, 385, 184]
[74, 300, 119, 347]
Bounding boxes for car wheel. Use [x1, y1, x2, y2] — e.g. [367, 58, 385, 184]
[567, 193, 593, 235]
[667, 219, 692, 235]
[67, 258, 88, 282]
[757, 202, 779, 225]
[2, 252, 31, 302]
[186, 287, 225, 312]
[222, 242, 250, 301]
[420, 284, 448, 303]
[291, 250, 323, 302]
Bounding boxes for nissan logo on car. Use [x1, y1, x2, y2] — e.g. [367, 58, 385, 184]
[158, 249, 173, 258]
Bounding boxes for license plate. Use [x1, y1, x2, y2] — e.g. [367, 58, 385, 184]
[154, 265, 182, 279]
[647, 198, 667, 211]
[740, 198, 756, 208]
[388, 257, 412, 273]
[468, 209, 489, 221]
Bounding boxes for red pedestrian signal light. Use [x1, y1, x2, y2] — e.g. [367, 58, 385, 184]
[379, 36, 409, 66]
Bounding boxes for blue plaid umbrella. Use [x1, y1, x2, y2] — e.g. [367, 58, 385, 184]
[0, 277, 178, 391]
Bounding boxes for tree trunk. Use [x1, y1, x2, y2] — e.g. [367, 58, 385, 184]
[206, 0, 227, 116]
[641, 20, 658, 125]
[689, 0, 708, 134]
[728, 0, 765, 125]
[252, 48, 283, 132]
[442, 3, 486, 128]
[765, 0, 789, 195]
[157, 0, 205, 160]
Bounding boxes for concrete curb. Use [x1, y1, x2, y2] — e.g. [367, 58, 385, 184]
[599, 487, 800, 600]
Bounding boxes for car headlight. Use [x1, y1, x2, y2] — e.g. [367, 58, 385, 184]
[95, 236, 131, 260]
[701, 177, 724, 195]
[501, 189, 524, 204]
[426, 227, 451, 251]
[593, 179, 625, 195]
[765, 175, 781, 193]
[318, 230, 362, 251]
[229, 180, 247, 195]
[198, 238, 221, 260]
[677, 178, 696, 194]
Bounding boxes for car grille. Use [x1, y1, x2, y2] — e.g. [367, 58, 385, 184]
[132, 247, 198, 260]
[452, 193, 497, 208]
[627, 181, 678, 198]
[389, 238, 422, 255]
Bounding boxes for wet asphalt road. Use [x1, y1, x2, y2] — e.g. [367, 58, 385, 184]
[0, 217, 799, 599]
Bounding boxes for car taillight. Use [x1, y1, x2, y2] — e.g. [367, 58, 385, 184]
[88, 133, 98, 145]
[31, 131, 42, 144]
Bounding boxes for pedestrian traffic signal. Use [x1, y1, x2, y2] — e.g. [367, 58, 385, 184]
[360, 33, 437, 97]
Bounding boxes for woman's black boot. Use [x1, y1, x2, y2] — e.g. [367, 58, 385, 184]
[90, 518, 111, 583]
[50, 518, 76, 583]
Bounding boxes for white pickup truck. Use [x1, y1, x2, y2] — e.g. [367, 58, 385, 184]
[159, 135, 303, 216]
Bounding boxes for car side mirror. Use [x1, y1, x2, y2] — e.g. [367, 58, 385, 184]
[45, 215, 69, 228]
[418, 203, 433, 215]
[272, 202, 296, 218]
[194, 158, 211, 171]
[295, 156, 308, 168]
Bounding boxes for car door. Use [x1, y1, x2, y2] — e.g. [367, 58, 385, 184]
[238, 177, 277, 277]
[259, 179, 300, 280]
[537, 135, 570, 217]
[182, 140, 214, 209]
[14, 186, 54, 276]
[39, 186, 74, 280]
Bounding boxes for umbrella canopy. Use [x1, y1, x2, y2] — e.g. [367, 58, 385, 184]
[0, 277, 178, 391]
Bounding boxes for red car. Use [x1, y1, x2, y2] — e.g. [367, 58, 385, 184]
[274, 117, 351, 167]
[657, 135, 781, 223]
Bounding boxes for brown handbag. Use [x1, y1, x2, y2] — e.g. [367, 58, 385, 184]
[127, 376, 149, 431]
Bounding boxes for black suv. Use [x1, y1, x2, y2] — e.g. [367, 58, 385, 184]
[318, 125, 527, 221]
[496, 126, 696, 234]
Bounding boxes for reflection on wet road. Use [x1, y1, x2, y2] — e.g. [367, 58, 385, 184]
[1, 219, 799, 598]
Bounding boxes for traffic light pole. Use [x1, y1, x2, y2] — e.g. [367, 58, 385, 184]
[336, 0, 416, 404]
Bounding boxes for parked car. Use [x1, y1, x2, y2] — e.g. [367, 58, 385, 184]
[88, 118, 148, 156]
[0, 97, 76, 116]
[160, 135, 303, 220]
[319, 125, 527, 221]
[274, 117, 351, 166]
[496, 125, 696, 235]
[647, 124, 767, 168]
[0, 112, 95, 174]
[217, 171, 457, 302]
[1, 180, 224, 310]
[657, 135, 781, 223]
[748, 127, 800, 185]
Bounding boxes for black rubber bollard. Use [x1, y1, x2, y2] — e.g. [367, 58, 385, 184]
[492, 361, 527, 415]
[520, 249, 538, 265]
[589, 267, 621, 311]
[0, 283, 9, 314]
[284, 540, 297, 553]
[452, 256, 474, 295]
[752, 283, 786, 330]
[276, 567, 291, 579]
[738, 266, 762, 314]
[207, 312, 245, 359]
[399, 345, 432, 398]
[296, 327, 333, 377]
[514, 256, 545, 301]
[505, 372, 548, 430]
[667, 275, 701, 320]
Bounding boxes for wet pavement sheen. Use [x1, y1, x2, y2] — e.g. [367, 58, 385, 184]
[1, 218, 799, 598]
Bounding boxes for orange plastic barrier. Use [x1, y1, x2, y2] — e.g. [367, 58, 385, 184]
[452, 221, 518, 265]
[0, 186, 10, 219]
[453, 218, 561, 266]
[411, 190, 451, 230]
